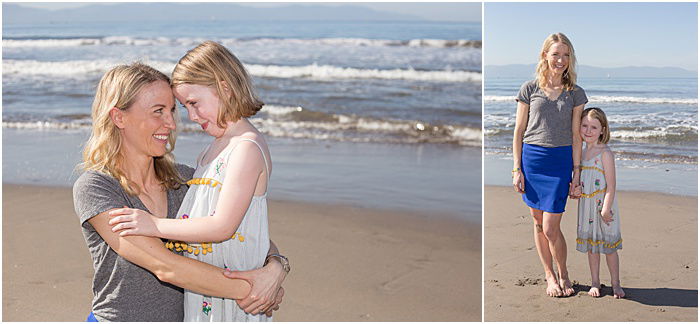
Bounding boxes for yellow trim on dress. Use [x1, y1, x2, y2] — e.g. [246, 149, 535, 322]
[576, 237, 622, 249]
[187, 178, 222, 190]
[581, 187, 607, 198]
[165, 232, 245, 255]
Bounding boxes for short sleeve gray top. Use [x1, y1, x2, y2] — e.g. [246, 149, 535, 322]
[73, 164, 194, 322]
[516, 79, 588, 147]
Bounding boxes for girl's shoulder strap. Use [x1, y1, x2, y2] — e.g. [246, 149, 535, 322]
[231, 137, 270, 183]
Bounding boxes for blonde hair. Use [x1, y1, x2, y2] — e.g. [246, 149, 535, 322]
[535, 33, 578, 91]
[582, 107, 611, 144]
[82, 63, 184, 195]
[171, 41, 263, 128]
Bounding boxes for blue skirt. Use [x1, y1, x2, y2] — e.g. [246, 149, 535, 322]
[521, 143, 573, 213]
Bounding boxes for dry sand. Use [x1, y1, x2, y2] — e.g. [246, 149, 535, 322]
[3, 183, 481, 321]
[485, 185, 698, 322]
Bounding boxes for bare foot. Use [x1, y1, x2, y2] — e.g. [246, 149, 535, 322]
[613, 284, 625, 299]
[559, 277, 575, 297]
[588, 282, 601, 297]
[546, 276, 563, 297]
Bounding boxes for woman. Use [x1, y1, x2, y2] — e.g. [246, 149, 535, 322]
[512, 33, 587, 297]
[73, 63, 287, 321]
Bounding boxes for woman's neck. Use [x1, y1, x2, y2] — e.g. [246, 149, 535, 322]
[545, 72, 563, 88]
[118, 150, 158, 191]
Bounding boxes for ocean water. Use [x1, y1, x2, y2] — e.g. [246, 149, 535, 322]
[484, 77, 698, 195]
[2, 20, 482, 221]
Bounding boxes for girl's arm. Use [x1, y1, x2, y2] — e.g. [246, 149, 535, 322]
[512, 101, 529, 193]
[88, 209, 251, 299]
[570, 103, 585, 193]
[600, 149, 617, 223]
[110, 141, 265, 242]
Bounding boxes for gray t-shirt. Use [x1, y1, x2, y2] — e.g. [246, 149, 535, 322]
[73, 164, 194, 322]
[516, 79, 588, 147]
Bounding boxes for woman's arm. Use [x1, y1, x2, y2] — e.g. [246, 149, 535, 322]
[89, 209, 251, 299]
[570, 103, 585, 192]
[110, 142, 265, 242]
[512, 101, 529, 193]
[600, 150, 617, 224]
[224, 240, 288, 314]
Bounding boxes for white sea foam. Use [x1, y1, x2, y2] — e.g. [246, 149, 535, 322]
[246, 63, 481, 82]
[262, 105, 304, 115]
[3, 59, 479, 83]
[589, 95, 697, 105]
[3, 36, 480, 49]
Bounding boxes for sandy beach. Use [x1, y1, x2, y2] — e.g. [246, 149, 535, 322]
[3, 183, 481, 321]
[484, 185, 698, 321]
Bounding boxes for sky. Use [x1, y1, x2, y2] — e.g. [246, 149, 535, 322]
[14, 2, 482, 23]
[485, 2, 698, 71]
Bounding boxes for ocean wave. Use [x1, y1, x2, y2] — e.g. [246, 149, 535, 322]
[3, 59, 479, 83]
[245, 63, 481, 82]
[2, 105, 481, 147]
[611, 126, 698, 141]
[3, 36, 481, 49]
[485, 95, 697, 105]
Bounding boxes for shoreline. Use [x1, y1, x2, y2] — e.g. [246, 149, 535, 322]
[484, 152, 698, 197]
[3, 183, 481, 321]
[484, 185, 698, 321]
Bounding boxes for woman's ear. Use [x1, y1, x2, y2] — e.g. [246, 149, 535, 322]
[110, 107, 126, 129]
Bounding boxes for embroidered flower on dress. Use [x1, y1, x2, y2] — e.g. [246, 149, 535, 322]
[181, 214, 189, 219]
[202, 301, 212, 315]
[215, 158, 226, 176]
[594, 179, 600, 187]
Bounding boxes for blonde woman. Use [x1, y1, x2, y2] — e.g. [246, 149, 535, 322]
[73, 63, 286, 321]
[512, 33, 588, 297]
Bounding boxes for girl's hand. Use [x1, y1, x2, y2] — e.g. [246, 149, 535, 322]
[108, 207, 160, 237]
[223, 261, 287, 315]
[512, 170, 525, 193]
[601, 209, 614, 225]
[570, 184, 582, 199]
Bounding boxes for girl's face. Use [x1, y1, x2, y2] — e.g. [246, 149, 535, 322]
[173, 83, 226, 138]
[580, 115, 603, 145]
[119, 80, 176, 158]
[544, 42, 570, 76]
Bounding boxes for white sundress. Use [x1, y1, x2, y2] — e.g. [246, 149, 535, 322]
[166, 138, 271, 322]
[575, 151, 622, 255]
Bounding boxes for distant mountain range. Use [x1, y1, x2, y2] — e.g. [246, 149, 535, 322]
[2, 3, 422, 24]
[486, 64, 697, 78]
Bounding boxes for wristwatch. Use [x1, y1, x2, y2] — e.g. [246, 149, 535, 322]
[264, 253, 290, 273]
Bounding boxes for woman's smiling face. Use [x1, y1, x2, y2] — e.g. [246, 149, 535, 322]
[119, 80, 177, 158]
[544, 42, 570, 76]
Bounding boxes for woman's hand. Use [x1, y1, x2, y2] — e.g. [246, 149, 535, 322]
[108, 207, 161, 237]
[512, 170, 525, 193]
[223, 260, 287, 315]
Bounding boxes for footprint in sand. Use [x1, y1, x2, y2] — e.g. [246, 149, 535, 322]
[514, 278, 542, 286]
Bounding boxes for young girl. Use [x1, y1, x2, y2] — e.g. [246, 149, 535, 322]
[108, 41, 284, 321]
[574, 107, 624, 299]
